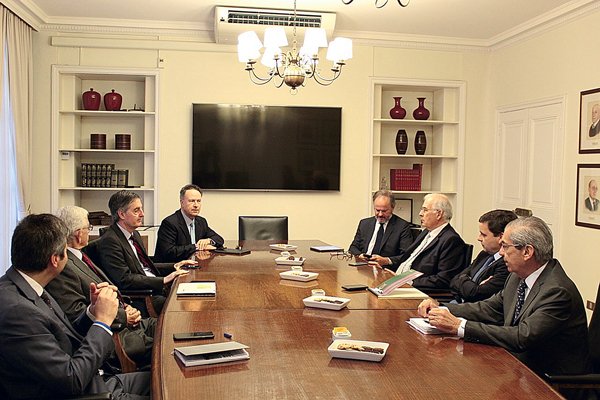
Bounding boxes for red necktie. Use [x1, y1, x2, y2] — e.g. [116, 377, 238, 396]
[130, 237, 159, 276]
[81, 252, 125, 305]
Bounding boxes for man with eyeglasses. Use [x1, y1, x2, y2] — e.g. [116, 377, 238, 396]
[94, 190, 195, 316]
[348, 190, 413, 261]
[417, 216, 590, 380]
[154, 184, 224, 262]
[46, 205, 156, 368]
[370, 193, 466, 292]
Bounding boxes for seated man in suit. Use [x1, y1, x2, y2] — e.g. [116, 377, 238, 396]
[154, 184, 224, 262]
[418, 216, 590, 379]
[46, 205, 156, 367]
[95, 190, 193, 315]
[348, 190, 413, 261]
[371, 193, 466, 292]
[449, 209, 517, 303]
[0, 214, 150, 399]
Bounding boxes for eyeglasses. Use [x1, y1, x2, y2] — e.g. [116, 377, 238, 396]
[330, 252, 353, 261]
[420, 207, 439, 213]
[500, 242, 524, 250]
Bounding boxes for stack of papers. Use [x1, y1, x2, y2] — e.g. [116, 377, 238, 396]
[369, 269, 423, 296]
[176, 281, 216, 297]
[406, 318, 446, 335]
[174, 341, 249, 367]
[368, 287, 429, 299]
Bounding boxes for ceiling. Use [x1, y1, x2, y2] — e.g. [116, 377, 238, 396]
[6, 0, 599, 48]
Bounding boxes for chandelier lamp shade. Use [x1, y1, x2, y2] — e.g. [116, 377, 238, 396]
[237, 1, 352, 94]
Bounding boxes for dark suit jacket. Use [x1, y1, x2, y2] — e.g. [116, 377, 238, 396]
[585, 197, 598, 211]
[449, 250, 509, 302]
[348, 214, 412, 257]
[94, 223, 165, 293]
[46, 250, 155, 362]
[154, 210, 224, 262]
[0, 267, 113, 398]
[447, 259, 590, 376]
[389, 224, 466, 291]
[590, 122, 600, 137]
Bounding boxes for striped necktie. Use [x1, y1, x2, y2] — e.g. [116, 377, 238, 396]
[512, 280, 528, 324]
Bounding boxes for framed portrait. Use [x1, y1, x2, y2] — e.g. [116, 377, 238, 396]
[579, 88, 600, 153]
[576, 164, 600, 229]
[393, 198, 413, 223]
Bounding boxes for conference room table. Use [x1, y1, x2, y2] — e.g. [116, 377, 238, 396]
[151, 240, 563, 399]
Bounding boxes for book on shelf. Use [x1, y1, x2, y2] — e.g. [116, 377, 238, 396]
[406, 318, 446, 335]
[176, 281, 216, 297]
[368, 269, 423, 296]
[390, 164, 422, 191]
[174, 341, 249, 367]
[80, 163, 115, 188]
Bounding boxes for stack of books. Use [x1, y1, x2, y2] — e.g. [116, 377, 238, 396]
[368, 269, 424, 297]
[390, 164, 422, 191]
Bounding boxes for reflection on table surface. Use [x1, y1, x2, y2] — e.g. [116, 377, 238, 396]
[152, 240, 563, 400]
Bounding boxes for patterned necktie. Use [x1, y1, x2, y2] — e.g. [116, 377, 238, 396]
[512, 280, 528, 324]
[372, 223, 385, 255]
[130, 237, 159, 276]
[40, 290, 54, 311]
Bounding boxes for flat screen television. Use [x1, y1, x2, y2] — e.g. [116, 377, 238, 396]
[192, 104, 342, 191]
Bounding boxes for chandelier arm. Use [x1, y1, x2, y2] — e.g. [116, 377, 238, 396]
[247, 68, 276, 85]
[375, 0, 389, 8]
[311, 64, 344, 86]
[341, 0, 354, 3]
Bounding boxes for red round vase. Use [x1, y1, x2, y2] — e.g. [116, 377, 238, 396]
[104, 89, 122, 111]
[82, 88, 101, 111]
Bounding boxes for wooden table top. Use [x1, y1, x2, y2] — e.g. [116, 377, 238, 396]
[152, 240, 563, 400]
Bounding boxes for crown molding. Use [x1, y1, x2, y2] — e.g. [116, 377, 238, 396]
[6, 0, 600, 53]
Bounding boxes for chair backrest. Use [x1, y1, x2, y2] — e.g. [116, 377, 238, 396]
[463, 244, 474, 270]
[589, 283, 600, 371]
[238, 216, 288, 241]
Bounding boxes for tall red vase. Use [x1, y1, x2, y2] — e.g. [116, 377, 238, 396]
[412, 97, 430, 120]
[389, 97, 406, 119]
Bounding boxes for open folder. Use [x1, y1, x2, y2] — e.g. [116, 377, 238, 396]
[176, 281, 216, 297]
[174, 341, 250, 367]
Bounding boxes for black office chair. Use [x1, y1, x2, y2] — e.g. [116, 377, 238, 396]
[544, 283, 600, 397]
[238, 216, 288, 241]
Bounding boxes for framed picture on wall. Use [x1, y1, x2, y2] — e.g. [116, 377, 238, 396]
[393, 198, 413, 223]
[579, 88, 600, 153]
[576, 164, 600, 229]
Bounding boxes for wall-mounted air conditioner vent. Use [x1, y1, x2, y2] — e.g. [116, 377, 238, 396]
[215, 6, 336, 44]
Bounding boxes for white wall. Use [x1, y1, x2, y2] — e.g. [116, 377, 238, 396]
[29, 7, 600, 309]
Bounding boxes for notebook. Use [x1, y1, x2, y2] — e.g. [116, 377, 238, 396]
[310, 245, 344, 252]
[176, 281, 216, 297]
[174, 341, 250, 367]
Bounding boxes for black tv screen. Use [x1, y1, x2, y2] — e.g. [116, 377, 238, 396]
[192, 104, 341, 191]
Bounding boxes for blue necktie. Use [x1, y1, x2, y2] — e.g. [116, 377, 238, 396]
[472, 255, 494, 282]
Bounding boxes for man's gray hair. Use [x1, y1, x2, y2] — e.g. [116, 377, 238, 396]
[424, 193, 453, 221]
[506, 216, 553, 264]
[55, 205, 89, 243]
[372, 190, 395, 208]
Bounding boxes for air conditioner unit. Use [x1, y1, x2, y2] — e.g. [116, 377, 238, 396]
[214, 6, 337, 44]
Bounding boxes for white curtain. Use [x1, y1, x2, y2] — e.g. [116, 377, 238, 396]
[0, 5, 32, 274]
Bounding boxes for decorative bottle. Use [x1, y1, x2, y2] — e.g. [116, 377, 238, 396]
[82, 88, 101, 111]
[380, 176, 388, 190]
[389, 97, 406, 119]
[395, 129, 408, 154]
[412, 97, 430, 120]
[414, 130, 427, 155]
[104, 89, 122, 111]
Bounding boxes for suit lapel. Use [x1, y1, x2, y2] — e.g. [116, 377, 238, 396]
[177, 210, 192, 244]
[68, 251, 105, 284]
[381, 217, 395, 247]
[113, 225, 145, 274]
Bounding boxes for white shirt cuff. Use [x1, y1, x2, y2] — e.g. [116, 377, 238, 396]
[457, 318, 467, 338]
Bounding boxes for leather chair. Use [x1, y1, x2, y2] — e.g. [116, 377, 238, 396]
[544, 283, 600, 396]
[238, 216, 288, 241]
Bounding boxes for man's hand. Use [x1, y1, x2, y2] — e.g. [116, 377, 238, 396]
[124, 304, 142, 327]
[368, 254, 392, 267]
[355, 253, 369, 262]
[417, 298, 440, 317]
[194, 250, 213, 261]
[174, 259, 199, 271]
[163, 269, 189, 285]
[427, 307, 461, 335]
[196, 239, 215, 251]
[89, 282, 119, 326]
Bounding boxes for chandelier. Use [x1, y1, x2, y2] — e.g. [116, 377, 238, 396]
[341, 0, 410, 8]
[237, 0, 352, 94]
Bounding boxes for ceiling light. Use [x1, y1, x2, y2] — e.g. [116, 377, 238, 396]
[237, 0, 352, 94]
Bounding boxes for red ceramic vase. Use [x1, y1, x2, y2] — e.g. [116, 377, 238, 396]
[82, 88, 101, 111]
[389, 97, 407, 119]
[412, 97, 430, 120]
[104, 89, 122, 111]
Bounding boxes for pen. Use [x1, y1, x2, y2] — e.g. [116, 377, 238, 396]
[224, 332, 232, 339]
